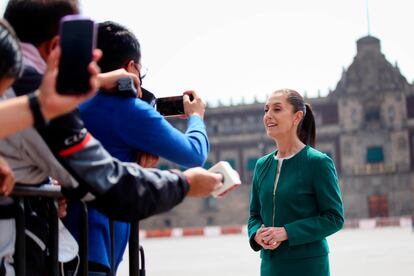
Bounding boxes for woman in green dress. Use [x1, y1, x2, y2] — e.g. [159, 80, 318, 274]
[248, 89, 344, 276]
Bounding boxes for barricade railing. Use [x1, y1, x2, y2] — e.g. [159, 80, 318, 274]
[11, 184, 144, 276]
[12, 184, 61, 276]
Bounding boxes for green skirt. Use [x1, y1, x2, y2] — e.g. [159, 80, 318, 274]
[260, 255, 330, 276]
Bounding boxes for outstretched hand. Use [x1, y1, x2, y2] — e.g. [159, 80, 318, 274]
[183, 90, 205, 119]
[183, 167, 223, 197]
[98, 68, 141, 98]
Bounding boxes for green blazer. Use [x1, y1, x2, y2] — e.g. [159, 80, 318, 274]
[248, 145, 344, 261]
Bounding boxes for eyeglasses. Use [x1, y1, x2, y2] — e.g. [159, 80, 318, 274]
[127, 60, 148, 85]
[139, 65, 148, 80]
[134, 61, 148, 85]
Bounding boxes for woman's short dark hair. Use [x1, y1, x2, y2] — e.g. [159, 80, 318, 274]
[4, 0, 79, 46]
[275, 89, 316, 147]
[0, 19, 23, 80]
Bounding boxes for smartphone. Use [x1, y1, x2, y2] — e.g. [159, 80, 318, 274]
[208, 161, 241, 198]
[56, 15, 96, 94]
[156, 94, 194, 117]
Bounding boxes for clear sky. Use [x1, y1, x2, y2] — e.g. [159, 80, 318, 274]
[2, 0, 414, 105]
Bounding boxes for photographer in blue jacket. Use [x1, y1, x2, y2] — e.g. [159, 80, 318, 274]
[63, 21, 209, 274]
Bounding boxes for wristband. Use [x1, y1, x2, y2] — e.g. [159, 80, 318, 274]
[28, 92, 47, 129]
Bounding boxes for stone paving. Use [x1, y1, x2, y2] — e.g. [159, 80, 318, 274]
[118, 227, 414, 276]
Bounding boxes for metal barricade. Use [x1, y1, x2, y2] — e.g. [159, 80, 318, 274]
[12, 184, 61, 276]
[129, 222, 146, 276]
[11, 184, 144, 276]
[109, 220, 144, 276]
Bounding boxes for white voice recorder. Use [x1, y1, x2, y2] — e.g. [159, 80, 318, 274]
[208, 161, 241, 198]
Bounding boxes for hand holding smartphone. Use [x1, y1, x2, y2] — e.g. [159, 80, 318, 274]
[208, 161, 241, 198]
[156, 94, 194, 117]
[56, 15, 96, 94]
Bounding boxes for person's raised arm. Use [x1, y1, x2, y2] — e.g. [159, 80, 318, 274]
[97, 68, 141, 97]
[39, 109, 222, 221]
[115, 90, 209, 168]
[0, 95, 33, 139]
[0, 47, 139, 139]
[183, 90, 205, 119]
[0, 47, 100, 138]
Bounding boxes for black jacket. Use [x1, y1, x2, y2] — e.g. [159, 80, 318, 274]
[15, 65, 190, 222]
[39, 110, 190, 222]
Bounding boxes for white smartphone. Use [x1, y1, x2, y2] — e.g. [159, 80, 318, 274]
[208, 161, 241, 198]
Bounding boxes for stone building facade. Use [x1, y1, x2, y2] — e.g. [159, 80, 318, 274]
[141, 36, 414, 230]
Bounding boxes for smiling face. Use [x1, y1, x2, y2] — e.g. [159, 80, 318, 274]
[263, 91, 303, 141]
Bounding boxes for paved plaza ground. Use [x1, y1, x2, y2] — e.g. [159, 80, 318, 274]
[118, 227, 414, 275]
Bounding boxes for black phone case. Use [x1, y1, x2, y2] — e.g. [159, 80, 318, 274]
[156, 94, 194, 116]
[56, 18, 95, 94]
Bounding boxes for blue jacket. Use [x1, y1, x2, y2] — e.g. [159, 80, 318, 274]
[64, 92, 209, 270]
